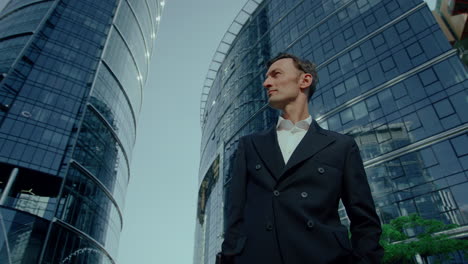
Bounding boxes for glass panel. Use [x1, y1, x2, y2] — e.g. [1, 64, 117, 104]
[43, 223, 113, 264]
[0, 207, 49, 264]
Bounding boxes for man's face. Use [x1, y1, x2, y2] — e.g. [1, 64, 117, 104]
[263, 58, 305, 110]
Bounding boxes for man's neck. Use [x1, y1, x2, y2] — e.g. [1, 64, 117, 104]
[281, 103, 310, 124]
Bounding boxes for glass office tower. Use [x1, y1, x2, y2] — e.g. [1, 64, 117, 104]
[195, 0, 468, 263]
[0, 0, 163, 263]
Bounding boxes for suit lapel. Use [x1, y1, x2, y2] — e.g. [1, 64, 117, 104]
[251, 126, 285, 180]
[279, 121, 336, 182]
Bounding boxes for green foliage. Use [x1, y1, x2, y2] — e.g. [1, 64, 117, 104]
[379, 214, 468, 264]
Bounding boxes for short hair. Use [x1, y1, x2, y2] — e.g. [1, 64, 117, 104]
[266, 53, 318, 101]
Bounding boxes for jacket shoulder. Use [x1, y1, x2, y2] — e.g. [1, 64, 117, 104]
[318, 126, 356, 146]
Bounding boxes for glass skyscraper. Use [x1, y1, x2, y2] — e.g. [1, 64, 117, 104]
[195, 0, 468, 263]
[0, 0, 163, 263]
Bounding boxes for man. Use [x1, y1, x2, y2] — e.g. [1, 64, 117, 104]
[218, 53, 383, 264]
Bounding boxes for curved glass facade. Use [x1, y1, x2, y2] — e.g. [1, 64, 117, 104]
[0, 0, 164, 263]
[195, 0, 468, 263]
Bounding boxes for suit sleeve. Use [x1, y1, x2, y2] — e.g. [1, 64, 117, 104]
[341, 139, 384, 264]
[221, 137, 248, 256]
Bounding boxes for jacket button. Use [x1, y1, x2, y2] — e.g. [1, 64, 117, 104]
[266, 222, 273, 231]
[255, 164, 261, 170]
[301, 192, 308, 198]
[307, 220, 315, 229]
[273, 190, 280, 196]
[317, 167, 325, 174]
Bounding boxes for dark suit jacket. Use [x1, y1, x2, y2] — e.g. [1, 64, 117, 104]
[221, 121, 384, 264]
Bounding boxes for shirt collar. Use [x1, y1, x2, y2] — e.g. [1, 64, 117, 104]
[276, 115, 312, 131]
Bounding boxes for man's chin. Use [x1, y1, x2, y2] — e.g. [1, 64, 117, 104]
[268, 99, 284, 110]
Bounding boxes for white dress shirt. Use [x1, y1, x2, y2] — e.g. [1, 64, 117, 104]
[276, 115, 312, 163]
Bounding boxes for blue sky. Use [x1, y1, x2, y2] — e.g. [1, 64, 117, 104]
[0, 0, 438, 263]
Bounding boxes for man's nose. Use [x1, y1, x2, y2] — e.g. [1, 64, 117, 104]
[263, 77, 271, 88]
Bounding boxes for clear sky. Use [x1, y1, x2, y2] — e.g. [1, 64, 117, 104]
[0, 0, 437, 263]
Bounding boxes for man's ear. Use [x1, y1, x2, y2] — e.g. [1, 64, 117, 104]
[300, 73, 313, 90]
